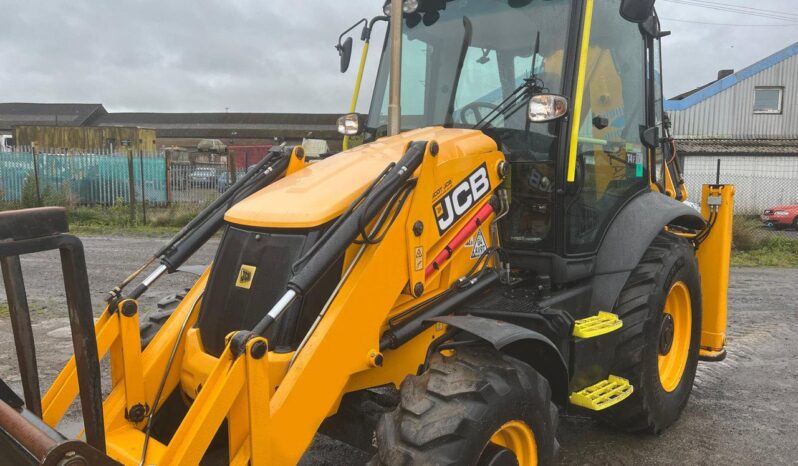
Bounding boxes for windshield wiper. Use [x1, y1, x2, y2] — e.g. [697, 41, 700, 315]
[474, 31, 545, 130]
[443, 16, 474, 128]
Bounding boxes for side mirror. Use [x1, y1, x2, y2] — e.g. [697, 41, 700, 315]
[620, 0, 655, 23]
[337, 113, 365, 136]
[337, 37, 354, 73]
[528, 94, 568, 123]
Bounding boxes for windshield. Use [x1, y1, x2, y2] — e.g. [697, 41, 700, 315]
[366, 0, 572, 135]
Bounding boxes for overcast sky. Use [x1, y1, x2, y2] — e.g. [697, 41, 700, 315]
[1, 0, 795, 113]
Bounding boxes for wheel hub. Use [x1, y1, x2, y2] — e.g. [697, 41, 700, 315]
[659, 313, 675, 355]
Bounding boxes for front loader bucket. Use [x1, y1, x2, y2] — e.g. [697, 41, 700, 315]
[0, 207, 118, 465]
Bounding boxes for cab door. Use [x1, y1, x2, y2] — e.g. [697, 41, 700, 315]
[564, 0, 650, 255]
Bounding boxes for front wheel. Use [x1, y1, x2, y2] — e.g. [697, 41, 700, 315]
[374, 346, 559, 466]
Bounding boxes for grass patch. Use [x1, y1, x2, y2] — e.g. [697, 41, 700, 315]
[0, 302, 48, 318]
[65, 205, 202, 236]
[0, 202, 203, 236]
[732, 236, 798, 268]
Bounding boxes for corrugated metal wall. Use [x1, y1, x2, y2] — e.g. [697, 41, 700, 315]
[668, 51, 798, 138]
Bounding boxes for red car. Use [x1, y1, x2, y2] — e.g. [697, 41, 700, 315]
[762, 205, 798, 229]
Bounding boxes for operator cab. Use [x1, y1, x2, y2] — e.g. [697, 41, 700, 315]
[360, 0, 667, 284]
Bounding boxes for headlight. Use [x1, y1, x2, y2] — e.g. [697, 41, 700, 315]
[774, 211, 790, 217]
[403, 0, 419, 14]
[383, 0, 419, 16]
[337, 113, 362, 136]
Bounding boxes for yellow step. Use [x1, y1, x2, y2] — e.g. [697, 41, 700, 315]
[572, 311, 622, 339]
[569, 375, 634, 411]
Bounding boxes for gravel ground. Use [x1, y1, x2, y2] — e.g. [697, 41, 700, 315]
[1, 235, 797, 465]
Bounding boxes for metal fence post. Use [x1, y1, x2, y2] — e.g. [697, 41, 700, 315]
[230, 149, 237, 185]
[31, 145, 42, 207]
[126, 150, 136, 224]
[139, 151, 147, 224]
[165, 150, 173, 206]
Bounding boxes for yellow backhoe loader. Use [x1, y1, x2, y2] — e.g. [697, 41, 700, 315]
[0, 0, 734, 464]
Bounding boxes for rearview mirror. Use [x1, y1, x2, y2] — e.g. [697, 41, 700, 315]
[620, 0, 655, 23]
[528, 94, 568, 123]
[337, 37, 354, 73]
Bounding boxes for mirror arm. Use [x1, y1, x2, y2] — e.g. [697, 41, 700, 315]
[336, 18, 368, 51]
[364, 16, 389, 41]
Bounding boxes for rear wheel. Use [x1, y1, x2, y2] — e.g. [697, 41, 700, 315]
[793, 217, 798, 230]
[374, 346, 559, 466]
[597, 232, 701, 433]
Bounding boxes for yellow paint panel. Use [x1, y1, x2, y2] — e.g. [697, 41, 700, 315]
[697, 184, 735, 353]
[224, 127, 496, 229]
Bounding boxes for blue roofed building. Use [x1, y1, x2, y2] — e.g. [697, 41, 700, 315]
[665, 42, 798, 214]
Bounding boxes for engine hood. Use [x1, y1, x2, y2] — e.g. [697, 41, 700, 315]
[224, 127, 497, 229]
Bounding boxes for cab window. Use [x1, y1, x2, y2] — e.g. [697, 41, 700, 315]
[566, 0, 648, 255]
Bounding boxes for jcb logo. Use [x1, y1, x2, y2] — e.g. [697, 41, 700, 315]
[235, 264, 257, 290]
[433, 163, 491, 234]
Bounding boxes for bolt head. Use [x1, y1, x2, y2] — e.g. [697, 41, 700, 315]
[251, 340, 267, 359]
[127, 403, 147, 422]
[121, 300, 138, 317]
[413, 282, 424, 297]
[413, 221, 424, 237]
[429, 141, 439, 156]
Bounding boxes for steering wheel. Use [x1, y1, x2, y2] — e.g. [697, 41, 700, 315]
[459, 101, 500, 126]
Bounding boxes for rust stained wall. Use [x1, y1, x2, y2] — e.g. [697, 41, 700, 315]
[14, 126, 157, 152]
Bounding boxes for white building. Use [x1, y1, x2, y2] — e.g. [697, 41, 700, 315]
[665, 42, 798, 214]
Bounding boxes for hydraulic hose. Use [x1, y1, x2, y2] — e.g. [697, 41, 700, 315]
[379, 269, 499, 351]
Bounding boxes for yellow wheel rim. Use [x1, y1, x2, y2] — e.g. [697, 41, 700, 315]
[658, 281, 692, 393]
[488, 420, 538, 466]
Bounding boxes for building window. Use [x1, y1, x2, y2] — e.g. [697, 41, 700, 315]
[754, 87, 783, 114]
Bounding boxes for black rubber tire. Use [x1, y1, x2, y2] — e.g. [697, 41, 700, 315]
[373, 346, 559, 466]
[793, 217, 798, 231]
[139, 290, 187, 350]
[597, 232, 702, 433]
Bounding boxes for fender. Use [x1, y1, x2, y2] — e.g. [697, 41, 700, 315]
[431, 315, 569, 404]
[591, 191, 706, 313]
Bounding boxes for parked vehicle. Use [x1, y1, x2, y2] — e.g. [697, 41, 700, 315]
[197, 139, 227, 153]
[188, 167, 218, 188]
[217, 171, 232, 193]
[762, 205, 798, 229]
[0, 135, 13, 151]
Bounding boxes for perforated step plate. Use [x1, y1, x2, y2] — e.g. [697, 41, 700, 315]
[572, 311, 623, 339]
[569, 375, 634, 411]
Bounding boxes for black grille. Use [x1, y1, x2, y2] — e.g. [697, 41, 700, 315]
[196, 225, 342, 356]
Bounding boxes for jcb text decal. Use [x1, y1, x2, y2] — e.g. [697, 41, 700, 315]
[433, 163, 490, 234]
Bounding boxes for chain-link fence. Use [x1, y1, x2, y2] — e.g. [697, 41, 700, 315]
[0, 147, 269, 223]
[0, 147, 165, 205]
[683, 155, 798, 244]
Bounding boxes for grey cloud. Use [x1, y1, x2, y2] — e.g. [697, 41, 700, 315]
[1, 0, 795, 112]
